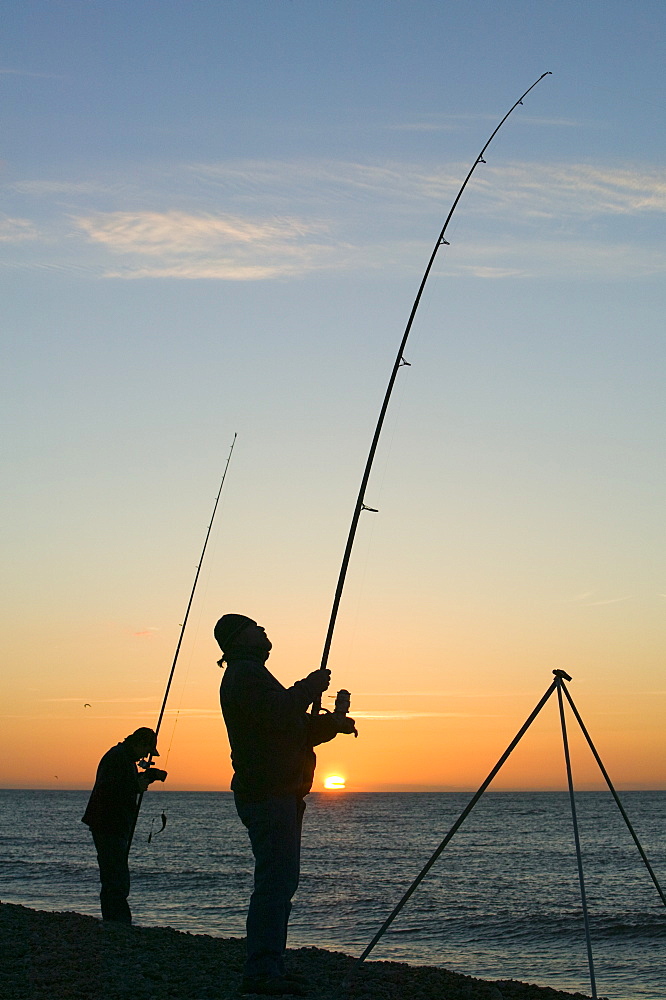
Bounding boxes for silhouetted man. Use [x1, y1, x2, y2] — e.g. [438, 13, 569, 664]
[215, 614, 356, 997]
[82, 726, 167, 924]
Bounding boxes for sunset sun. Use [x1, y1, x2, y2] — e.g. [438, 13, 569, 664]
[323, 775, 346, 790]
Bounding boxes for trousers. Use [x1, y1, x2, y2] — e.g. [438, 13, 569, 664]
[234, 793, 305, 978]
[91, 829, 132, 924]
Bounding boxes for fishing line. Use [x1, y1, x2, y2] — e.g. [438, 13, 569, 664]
[314, 73, 553, 712]
[162, 526, 225, 771]
[336, 354, 414, 672]
[127, 432, 238, 854]
[146, 440, 237, 833]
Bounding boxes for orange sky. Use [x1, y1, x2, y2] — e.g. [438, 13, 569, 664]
[2, 0, 665, 801]
[3, 602, 664, 792]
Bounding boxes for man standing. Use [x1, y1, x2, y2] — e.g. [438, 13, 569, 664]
[82, 726, 167, 924]
[215, 614, 356, 997]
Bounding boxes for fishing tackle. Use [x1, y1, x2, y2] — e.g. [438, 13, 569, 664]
[138, 759, 168, 783]
[332, 688, 358, 737]
[333, 689, 351, 715]
[148, 811, 168, 843]
[312, 73, 552, 713]
[127, 432, 238, 855]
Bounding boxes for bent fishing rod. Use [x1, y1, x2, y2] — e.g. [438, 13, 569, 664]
[313, 73, 552, 713]
[127, 432, 237, 854]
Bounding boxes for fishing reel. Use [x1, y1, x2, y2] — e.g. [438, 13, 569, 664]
[312, 684, 357, 736]
[332, 688, 358, 737]
[138, 760, 168, 783]
[334, 689, 351, 715]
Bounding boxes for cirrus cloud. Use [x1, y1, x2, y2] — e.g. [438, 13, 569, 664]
[74, 209, 341, 279]
[0, 216, 38, 242]
[5, 156, 665, 280]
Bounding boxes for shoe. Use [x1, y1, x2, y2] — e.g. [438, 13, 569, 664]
[238, 975, 309, 996]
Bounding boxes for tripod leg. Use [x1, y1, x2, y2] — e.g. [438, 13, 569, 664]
[557, 682, 598, 1000]
[342, 676, 560, 984]
[561, 683, 666, 908]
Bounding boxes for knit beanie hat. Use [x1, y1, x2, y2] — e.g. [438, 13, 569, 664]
[214, 614, 257, 651]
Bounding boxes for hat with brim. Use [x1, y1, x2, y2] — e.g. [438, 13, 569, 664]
[129, 727, 160, 756]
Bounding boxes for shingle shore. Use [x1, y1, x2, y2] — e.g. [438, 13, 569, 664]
[0, 901, 593, 1000]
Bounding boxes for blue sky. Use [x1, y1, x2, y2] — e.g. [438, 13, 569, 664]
[2, 1, 665, 788]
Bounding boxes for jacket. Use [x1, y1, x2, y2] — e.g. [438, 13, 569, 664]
[81, 741, 141, 836]
[220, 654, 338, 800]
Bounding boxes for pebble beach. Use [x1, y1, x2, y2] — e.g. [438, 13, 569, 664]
[0, 902, 594, 1000]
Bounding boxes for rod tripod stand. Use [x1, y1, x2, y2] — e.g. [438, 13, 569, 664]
[344, 670, 666, 999]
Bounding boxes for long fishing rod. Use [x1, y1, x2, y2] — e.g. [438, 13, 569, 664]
[127, 432, 237, 853]
[313, 73, 552, 711]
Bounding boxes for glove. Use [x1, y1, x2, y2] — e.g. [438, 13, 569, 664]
[303, 668, 331, 695]
[145, 768, 168, 783]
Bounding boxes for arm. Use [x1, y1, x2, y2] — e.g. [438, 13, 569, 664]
[226, 662, 330, 729]
[307, 711, 357, 747]
[137, 767, 168, 792]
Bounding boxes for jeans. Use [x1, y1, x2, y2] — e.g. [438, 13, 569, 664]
[235, 794, 306, 978]
[91, 829, 132, 924]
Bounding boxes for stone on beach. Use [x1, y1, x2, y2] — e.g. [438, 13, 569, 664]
[0, 902, 592, 1000]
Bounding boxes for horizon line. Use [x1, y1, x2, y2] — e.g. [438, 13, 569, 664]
[2, 785, 664, 793]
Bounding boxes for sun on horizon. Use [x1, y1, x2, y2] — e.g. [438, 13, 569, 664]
[323, 775, 346, 790]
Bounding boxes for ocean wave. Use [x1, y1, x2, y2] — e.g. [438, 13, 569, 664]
[598, 914, 666, 939]
[2, 790, 664, 999]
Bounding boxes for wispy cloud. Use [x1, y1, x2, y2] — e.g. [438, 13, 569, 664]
[570, 591, 633, 607]
[163, 707, 220, 718]
[160, 706, 499, 721]
[76, 210, 321, 255]
[75, 209, 340, 280]
[1, 712, 159, 721]
[353, 690, 563, 698]
[472, 163, 666, 218]
[5, 158, 664, 280]
[581, 596, 632, 606]
[442, 237, 666, 280]
[188, 159, 666, 220]
[388, 114, 585, 133]
[0, 217, 38, 242]
[515, 116, 587, 128]
[40, 696, 157, 704]
[12, 180, 116, 197]
[352, 710, 500, 720]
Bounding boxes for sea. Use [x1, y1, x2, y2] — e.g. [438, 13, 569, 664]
[1, 790, 664, 999]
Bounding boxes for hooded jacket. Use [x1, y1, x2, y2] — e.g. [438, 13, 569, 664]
[220, 654, 338, 800]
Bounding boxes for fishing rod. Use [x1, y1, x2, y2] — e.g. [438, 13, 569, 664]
[313, 73, 552, 714]
[127, 432, 237, 853]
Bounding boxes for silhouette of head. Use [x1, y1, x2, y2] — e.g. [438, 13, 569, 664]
[126, 726, 160, 759]
[214, 614, 272, 659]
[214, 614, 257, 650]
